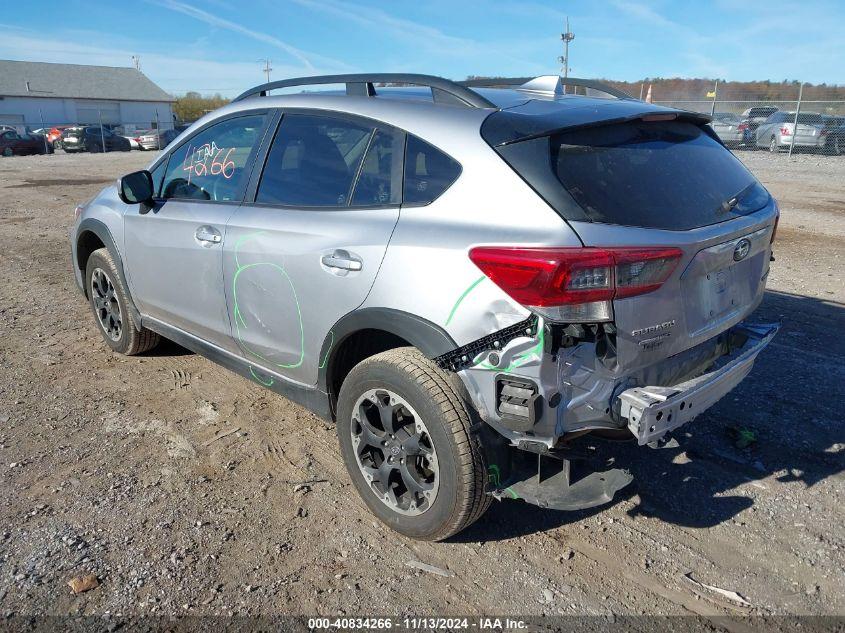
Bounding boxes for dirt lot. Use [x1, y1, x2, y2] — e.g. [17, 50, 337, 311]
[0, 149, 843, 624]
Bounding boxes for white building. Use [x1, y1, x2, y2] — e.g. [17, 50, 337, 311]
[0, 60, 175, 134]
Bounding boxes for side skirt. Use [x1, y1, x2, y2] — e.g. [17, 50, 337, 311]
[144, 318, 333, 421]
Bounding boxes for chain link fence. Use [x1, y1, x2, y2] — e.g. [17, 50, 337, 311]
[4, 82, 845, 158]
[621, 81, 845, 157]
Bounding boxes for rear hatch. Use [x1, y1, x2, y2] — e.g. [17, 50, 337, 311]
[62, 127, 84, 147]
[788, 114, 825, 144]
[482, 99, 778, 373]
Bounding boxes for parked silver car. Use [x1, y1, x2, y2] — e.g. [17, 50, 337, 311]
[709, 112, 744, 146]
[755, 111, 828, 152]
[136, 128, 179, 151]
[69, 74, 778, 540]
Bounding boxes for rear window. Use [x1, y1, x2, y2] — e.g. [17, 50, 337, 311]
[747, 107, 777, 118]
[492, 119, 769, 230]
[550, 121, 768, 229]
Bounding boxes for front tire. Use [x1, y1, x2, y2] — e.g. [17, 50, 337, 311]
[337, 348, 490, 541]
[85, 248, 159, 355]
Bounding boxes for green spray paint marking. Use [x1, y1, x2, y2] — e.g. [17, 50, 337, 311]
[488, 464, 502, 488]
[474, 324, 545, 374]
[505, 486, 520, 500]
[232, 231, 305, 371]
[445, 275, 486, 326]
[319, 330, 334, 370]
[249, 366, 274, 387]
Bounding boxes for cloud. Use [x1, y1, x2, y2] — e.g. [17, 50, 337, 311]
[147, 0, 348, 71]
[0, 28, 330, 98]
[289, 0, 549, 75]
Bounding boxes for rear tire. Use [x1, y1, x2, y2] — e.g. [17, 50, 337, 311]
[336, 347, 490, 541]
[85, 248, 159, 355]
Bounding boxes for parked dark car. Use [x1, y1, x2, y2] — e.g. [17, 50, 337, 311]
[0, 129, 52, 156]
[62, 126, 131, 153]
[738, 106, 780, 146]
[823, 118, 845, 155]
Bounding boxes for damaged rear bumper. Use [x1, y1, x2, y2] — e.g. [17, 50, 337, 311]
[618, 322, 779, 445]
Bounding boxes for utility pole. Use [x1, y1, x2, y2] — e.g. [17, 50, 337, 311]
[258, 58, 272, 84]
[558, 17, 575, 79]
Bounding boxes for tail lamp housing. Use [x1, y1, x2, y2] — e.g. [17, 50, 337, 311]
[468, 246, 682, 323]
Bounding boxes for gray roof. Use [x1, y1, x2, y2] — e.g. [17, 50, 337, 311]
[0, 60, 174, 102]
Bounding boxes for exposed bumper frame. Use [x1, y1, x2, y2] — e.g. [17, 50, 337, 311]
[618, 322, 779, 445]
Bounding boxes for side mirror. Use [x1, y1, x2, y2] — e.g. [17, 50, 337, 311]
[118, 170, 154, 205]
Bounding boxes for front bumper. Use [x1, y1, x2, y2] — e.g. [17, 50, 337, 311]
[618, 322, 778, 445]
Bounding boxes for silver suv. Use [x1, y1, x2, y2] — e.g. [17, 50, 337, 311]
[70, 74, 779, 541]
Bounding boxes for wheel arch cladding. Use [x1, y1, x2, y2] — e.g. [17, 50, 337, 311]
[318, 308, 458, 414]
[76, 218, 143, 331]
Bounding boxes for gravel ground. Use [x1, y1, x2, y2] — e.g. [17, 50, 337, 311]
[0, 149, 842, 625]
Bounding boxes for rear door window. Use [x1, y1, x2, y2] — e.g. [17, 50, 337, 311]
[160, 113, 268, 202]
[256, 114, 373, 207]
[402, 136, 461, 205]
[549, 120, 768, 229]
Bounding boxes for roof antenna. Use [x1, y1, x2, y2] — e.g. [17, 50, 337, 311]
[131, 55, 141, 71]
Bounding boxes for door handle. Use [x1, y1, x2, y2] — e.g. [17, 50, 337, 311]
[321, 250, 362, 271]
[195, 225, 222, 244]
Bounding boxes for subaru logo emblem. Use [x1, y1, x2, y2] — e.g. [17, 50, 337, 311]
[733, 238, 751, 261]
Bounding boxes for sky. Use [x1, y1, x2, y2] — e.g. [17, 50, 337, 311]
[1, 0, 843, 97]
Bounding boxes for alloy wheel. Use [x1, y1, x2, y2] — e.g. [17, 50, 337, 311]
[91, 267, 122, 341]
[351, 388, 439, 516]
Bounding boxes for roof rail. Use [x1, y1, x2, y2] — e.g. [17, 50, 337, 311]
[232, 73, 497, 108]
[460, 76, 634, 100]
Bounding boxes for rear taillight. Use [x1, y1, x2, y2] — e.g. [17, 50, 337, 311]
[780, 126, 792, 135]
[738, 122, 748, 132]
[468, 246, 682, 312]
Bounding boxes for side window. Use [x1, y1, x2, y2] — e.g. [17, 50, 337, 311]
[403, 136, 461, 205]
[351, 128, 404, 206]
[161, 114, 267, 202]
[256, 114, 373, 207]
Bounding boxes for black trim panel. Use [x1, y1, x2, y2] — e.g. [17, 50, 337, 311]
[146, 318, 333, 421]
[317, 307, 457, 392]
[75, 218, 143, 332]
